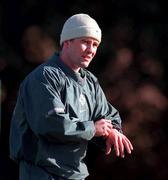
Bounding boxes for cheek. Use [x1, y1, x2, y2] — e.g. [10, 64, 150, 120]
[72, 45, 83, 53]
[92, 48, 97, 56]
[80, 44, 88, 51]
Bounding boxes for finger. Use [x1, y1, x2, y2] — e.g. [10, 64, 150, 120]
[123, 137, 133, 154]
[105, 119, 113, 125]
[125, 137, 134, 151]
[105, 124, 114, 136]
[103, 123, 112, 136]
[126, 138, 134, 150]
[106, 139, 112, 155]
[104, 130, 109, 137]
[107, 123, 113, 129]
[104, 128, 111, 137]
[118, 136, 125, 158]
[102, 126, 109, 136]
[105, 124, 113, 134]
[113, 135, 120, 157]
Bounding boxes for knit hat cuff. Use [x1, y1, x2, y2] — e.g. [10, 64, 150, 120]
[60, 26, 101, 45]
[60, 14, 102, 45]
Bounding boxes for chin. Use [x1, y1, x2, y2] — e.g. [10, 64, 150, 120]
[81, 62, 90, 68]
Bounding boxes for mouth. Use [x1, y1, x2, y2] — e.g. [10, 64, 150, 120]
[82, 55, 92, 62]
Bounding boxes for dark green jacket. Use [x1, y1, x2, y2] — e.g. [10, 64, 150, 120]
[9, 53, 122, 179]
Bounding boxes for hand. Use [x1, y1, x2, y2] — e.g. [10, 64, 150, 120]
[106, 128, 133, 158]
[94, 119, 113, 137]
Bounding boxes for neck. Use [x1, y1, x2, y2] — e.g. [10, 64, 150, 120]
[59, 52, 80, 72]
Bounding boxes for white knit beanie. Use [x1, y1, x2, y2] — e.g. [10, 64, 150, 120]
[60, 13, 102, 45]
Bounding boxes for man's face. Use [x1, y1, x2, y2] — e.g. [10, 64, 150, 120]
[64, 37, 100, 71]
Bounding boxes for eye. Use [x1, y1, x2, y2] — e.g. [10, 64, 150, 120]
[81, 40, 89, 45]
[93, 42, 99, 48]
[81, 38, 99, 48]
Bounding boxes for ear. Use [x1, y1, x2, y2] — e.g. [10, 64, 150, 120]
[64, 40, 70, 47]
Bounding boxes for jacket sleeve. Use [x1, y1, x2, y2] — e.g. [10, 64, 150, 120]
[93, 79, 122, 132]
[89, 78, 123, 152]
[21, 68, 95, 143]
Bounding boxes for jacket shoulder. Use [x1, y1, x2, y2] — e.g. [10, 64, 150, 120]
[83, 69, 98, 82]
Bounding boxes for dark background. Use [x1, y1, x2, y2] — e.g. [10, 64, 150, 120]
[0, 0, 168, 179]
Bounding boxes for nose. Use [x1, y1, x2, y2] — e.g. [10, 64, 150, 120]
[86, 44, 95, 53]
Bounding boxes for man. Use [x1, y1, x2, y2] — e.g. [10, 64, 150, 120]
[9, 13, 133, 180]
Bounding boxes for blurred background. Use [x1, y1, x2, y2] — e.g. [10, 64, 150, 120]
[0, 0, 168, 179]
